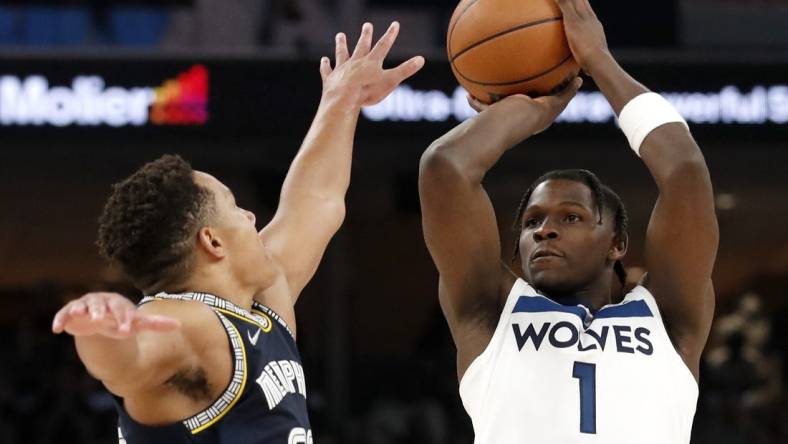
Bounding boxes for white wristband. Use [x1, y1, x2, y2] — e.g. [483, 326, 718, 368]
[617, 92, 688, 157]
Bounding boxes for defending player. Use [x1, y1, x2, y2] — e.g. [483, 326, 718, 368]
[418, 0, 718, 442]
[51, 22, 424, 443]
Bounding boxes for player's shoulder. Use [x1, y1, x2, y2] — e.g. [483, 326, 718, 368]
[255, 272, 298, 334]
[139, 297, 213, 318]
[138, 298, 224, 339]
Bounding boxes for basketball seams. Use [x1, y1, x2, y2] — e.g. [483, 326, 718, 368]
[447, 0, 484, 59]
[447, 1, 579, 98]
[455, 53, 573, 86]
[450, 16, 563, 63]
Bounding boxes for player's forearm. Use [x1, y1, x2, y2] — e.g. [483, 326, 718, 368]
[585, 54, 648, 115]
[424, 100, 540, 183]
[589, 55, 710, 189]
[279, 89, 360, 207]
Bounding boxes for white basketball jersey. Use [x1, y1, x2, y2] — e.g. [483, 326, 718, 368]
[460, 278, 698, 444]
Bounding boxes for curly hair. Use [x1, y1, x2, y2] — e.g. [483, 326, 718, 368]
[512, 169, 629, 286]
[97, 155, 214, 293]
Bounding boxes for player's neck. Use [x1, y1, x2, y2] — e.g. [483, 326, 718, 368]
[179, 270, 257, 311]
[541, 276, 613, 312]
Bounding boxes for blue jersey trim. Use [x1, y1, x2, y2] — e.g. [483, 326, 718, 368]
[594, 300, 653, 319]
[513, 296, 587, 321]
[513, 296, 653, 323]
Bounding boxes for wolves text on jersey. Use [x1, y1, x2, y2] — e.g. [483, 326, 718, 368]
[512, 321, 654, 355]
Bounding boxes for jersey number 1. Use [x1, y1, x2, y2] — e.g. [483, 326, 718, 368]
[572, 361, 596, 434]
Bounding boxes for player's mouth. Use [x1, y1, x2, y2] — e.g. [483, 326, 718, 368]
[530, 248, 565, 265]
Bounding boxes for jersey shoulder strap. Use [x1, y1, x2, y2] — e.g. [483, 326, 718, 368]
[138, 293, 250, 435]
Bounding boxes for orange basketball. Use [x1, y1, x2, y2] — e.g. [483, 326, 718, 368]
[447, 0, 580, 103]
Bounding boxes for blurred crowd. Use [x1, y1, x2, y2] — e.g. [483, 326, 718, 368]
[693, 291, 788, 443]
[0, 0, 786, 51]
[0, 281, 786, 443]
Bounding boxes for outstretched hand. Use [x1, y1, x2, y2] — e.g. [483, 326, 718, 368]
[52, 292, 180, 340]
[467, 77, 582, 134]
[320, 22, 425, 108]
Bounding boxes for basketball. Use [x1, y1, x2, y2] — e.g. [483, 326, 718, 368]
[447, 0, 580, 103]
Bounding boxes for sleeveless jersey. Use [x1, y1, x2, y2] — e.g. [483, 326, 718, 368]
[115, 292, 312, 444]
[460, 279, 698, 444]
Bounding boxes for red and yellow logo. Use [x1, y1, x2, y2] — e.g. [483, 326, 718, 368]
[150, 65, 209, 125]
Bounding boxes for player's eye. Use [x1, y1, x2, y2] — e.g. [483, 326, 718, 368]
[524, 217, 540, 228]
[565, 214, 581, 223]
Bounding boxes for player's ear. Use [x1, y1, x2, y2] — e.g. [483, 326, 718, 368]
[197, 226, 226, 260]
[609, 232, 627, 262]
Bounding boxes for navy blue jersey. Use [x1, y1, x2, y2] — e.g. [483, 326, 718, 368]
[115, 292, 312, 444]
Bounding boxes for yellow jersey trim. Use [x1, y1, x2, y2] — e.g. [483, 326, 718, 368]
[184, 312, 248, 434]
[217, 307, 272, 333]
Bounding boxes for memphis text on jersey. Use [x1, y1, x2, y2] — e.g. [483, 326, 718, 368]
[256, 359, 307, 410]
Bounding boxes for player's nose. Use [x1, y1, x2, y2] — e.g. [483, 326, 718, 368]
[533, 220, 560, 241]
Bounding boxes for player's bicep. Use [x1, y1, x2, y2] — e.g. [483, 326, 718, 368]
[419, 153, 503, 322]
[643, 172, 718, 344]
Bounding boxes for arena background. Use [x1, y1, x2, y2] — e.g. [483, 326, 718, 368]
[0, 1, 786, 442]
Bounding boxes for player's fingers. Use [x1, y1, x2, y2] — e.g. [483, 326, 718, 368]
[123, 305, 135, 333]
[105, 296, 123, 325]
[85, 294, 107, 321]
[52, 313, 65, 333]
[53, 299, 90, 333]
[467, 94, 490, 113]
[107, 296, 133, 333]
[320, 57, 332, 82]
[133, 314, 182, 333]
[553, 0, 580, 20]
[540, 77, 581, 107]
[577, 0, 597, 19]
[386, 56, 425, 85]
[335, 32, 349, 66]
[52, 304, 75, 333]
[68, 299, 88, 317]
[558, 77, 583, 102]
[557, 76, 582, 98]
[369, 21, 399, 63]
[351, 22, 374, 59]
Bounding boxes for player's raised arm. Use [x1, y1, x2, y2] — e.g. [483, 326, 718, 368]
[555, 0, 718, 376]
[419, 83, 580, 369]
[52, 292, 188, 398]
[259, 22, 424, 301]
